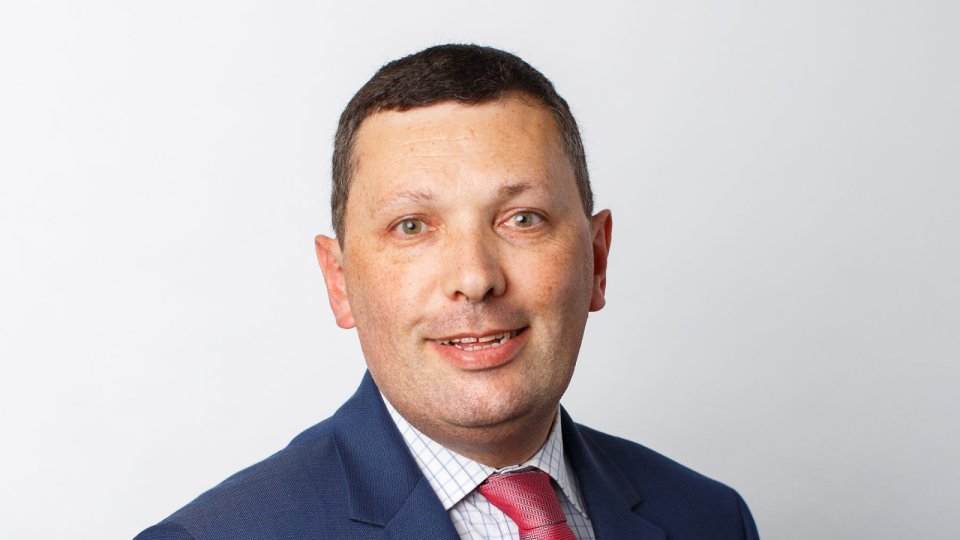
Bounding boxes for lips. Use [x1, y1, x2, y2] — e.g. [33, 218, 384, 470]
[431, 328, 525, 351]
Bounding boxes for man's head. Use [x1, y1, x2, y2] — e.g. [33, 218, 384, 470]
[316, 45, 612, 466]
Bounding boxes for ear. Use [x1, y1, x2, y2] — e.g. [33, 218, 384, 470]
[315, 235, 355, 329]
[588, 210, 613, 312]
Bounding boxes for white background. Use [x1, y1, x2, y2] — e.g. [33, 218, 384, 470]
[2, 1, 957, 538]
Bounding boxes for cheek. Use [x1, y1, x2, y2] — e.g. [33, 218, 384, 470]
[346, 249, 435, 335]
[514, 236, 593, 304]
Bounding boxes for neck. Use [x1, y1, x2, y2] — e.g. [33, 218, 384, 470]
[441, 413, 557, 468]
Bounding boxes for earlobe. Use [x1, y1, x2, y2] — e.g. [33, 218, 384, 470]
[314, 235, 355, 329]
[588, 210, 613, 312]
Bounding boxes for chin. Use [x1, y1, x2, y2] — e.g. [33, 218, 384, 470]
[436, 381, 550, 429]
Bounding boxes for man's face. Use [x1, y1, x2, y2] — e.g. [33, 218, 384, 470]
[316, 96, 611, 449]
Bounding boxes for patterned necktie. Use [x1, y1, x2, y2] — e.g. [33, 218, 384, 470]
[477, 469, 578, 540]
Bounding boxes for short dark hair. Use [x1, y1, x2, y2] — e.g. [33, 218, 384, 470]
[331, 44, 592, 245]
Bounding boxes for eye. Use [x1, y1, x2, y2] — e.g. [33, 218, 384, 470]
[397, 218, 424, 235]
[510, 211, 542, 228]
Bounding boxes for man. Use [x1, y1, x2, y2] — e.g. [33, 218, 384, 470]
[135, 44, 759, 540]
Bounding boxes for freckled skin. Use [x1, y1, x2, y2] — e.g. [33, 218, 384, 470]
[315, 96, 612, 467]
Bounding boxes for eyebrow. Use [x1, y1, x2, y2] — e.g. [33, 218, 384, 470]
[375, 188, 437, 213]
[497, 182, 534, 199]
[375, 181, 538, 213]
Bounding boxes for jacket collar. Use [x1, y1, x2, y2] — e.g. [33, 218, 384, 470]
[560, 408, 666, 540]
[332, 371, 460, 538]
[332, 372, 665, 540]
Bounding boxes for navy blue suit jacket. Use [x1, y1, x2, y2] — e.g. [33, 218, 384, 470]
[135, 372, 759, 540]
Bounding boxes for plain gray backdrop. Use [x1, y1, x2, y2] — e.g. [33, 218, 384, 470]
[1, 1, 957, 539]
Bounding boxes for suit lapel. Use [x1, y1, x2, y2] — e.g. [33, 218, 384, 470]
[333, 372, 459, 539]
[377, 476, 461, 540]
[561, 409, 666, 540]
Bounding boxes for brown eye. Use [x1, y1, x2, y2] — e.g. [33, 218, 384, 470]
[398, 219, 424, 235]
[512, 211, 541, 228]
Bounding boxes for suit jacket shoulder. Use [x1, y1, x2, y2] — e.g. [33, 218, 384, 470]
[568, 420, 759, 540]
[136, 374, 458, 540]
[134, 416, 366, 540]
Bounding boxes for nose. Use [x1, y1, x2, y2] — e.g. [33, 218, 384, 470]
[441, 229, 506, 303]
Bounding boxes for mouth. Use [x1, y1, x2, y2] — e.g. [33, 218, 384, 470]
[431, 327, 527, 352]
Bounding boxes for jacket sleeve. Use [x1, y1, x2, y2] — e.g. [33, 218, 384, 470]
[735, 490, 760, 540]
[133, 522, 196, 540]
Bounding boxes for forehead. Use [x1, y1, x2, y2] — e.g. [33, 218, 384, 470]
[349, 97, 570, 199]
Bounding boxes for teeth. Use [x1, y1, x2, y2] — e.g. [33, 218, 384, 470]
[435, 329, 522, 349]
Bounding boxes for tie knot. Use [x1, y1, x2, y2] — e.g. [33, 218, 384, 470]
[477, 469, 576, 539]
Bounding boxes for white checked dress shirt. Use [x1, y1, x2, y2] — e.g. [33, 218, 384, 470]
[382, 396, 596, 540]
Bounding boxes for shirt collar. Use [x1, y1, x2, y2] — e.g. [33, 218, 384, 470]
[381, 393, 588, 516]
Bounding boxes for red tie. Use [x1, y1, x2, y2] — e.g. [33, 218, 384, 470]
[477, 469, 578, 540]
